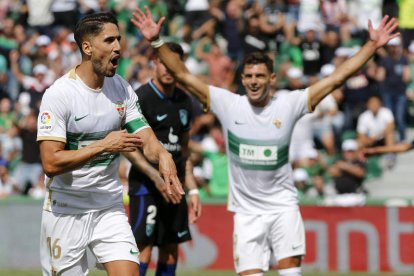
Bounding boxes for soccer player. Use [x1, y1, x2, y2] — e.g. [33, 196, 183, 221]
[37, 12, 183, 276]
[132, 8, 399, 276]
[124, 42, 202, 276]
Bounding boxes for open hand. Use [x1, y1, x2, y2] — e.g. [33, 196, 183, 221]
[158, 151, 185, 203]
[131, 6, 165, 42]
[368, 15, 400, 49]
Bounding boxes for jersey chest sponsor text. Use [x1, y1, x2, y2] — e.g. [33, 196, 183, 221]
[227, 130, 288, 170]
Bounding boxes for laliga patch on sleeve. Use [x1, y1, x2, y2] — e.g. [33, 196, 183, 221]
[39, 110, 54, 130]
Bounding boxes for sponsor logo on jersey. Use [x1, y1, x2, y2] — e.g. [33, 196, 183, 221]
[239, 144, 277, 162]
[292, 243, 303, 250]
[39, 111, 53, 130]
[234, 120, 246, 125]
[116, 101, 125, 117]
[177, 230, 188, 238]
[130, 249, 139, 255]
[156, 114, 168, 121]
[74, 114, 88, 121]
[179, 109, 188, 126]
[273, 118, 282, 128]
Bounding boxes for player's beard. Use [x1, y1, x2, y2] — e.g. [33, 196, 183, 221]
[92, 56, 116, 78]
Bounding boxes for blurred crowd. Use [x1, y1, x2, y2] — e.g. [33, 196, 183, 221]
[0, 0, 413, 206]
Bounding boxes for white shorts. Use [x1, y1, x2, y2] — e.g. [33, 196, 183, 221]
[40, 204, 139, 276]
[233, 210, 305, 273]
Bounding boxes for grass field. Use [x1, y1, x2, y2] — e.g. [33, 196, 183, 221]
[0, 270, 412, 276]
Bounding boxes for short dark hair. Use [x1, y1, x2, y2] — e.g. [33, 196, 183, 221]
[242, 52, 274, 73]
[74, 12, 118, 53]
[166, 42, 184, 60]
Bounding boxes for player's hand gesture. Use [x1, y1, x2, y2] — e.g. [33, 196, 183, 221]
[368, 15, 400, 49]
[102, 130, 143, 152]
[158, 151, 185, 203]
[131, 6, 164, 42]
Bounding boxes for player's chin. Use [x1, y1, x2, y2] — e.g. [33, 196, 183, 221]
[105, 69, 117, 77]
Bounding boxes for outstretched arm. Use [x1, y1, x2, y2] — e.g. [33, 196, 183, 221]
[131, 7, 210, 109]
[363, 142, 413, 155]
[308, 16, 399, 110]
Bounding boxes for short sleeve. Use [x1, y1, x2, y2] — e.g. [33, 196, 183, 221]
[37, 87, 68, 143]
[123, 85, 150, 134]
[209, 85, 238, 120]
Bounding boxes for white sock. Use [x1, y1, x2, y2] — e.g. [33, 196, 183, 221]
[278, 267, 301, 276]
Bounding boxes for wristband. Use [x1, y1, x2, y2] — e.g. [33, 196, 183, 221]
[188, 188, 199, 195]
[150, 38, 165, 48]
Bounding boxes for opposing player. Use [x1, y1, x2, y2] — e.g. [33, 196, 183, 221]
[37, 12, 183, 276]
[132, 7, 399, 276]
[124, 42, 202, 276]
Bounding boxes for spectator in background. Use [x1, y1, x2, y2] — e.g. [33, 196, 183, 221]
[182, 0, 211, 43]
[340, 47, 378, 130]
[25, 0, 54, 36]
[242, 14, 270, 55]
[32, 35, 52, 67]
[297, 23, 323, 82]
[357, 95, 395, 149]
[190, 123, 229, 199]
[13, 112, 42, 195]
[407, 42, 414, 102]
[328, 139, 367, 206]
[0, 161, 18, 198]
[0, 122, 22, 173]
[320, 0, 349, 41]
[0, 53, 8, 99]
[221, 0, 244, 62]
[10, 50, 54, 112]
[195, 40, 235, 89]
[297, 0, 324, 34]
[293, 167, 309, 200]
[377, 37, 411, 141]
[0, 97, 15, 134]
[398, 0, 414, 50]
[51, 0, 78, 30]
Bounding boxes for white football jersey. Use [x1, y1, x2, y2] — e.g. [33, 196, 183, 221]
[208, 86, 311, 214]
[37, 69, 149, 214]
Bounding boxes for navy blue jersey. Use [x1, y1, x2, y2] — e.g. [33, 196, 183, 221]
[128, 80, 193, 195]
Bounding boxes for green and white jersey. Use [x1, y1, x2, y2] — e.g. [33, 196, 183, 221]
[208, 86, 311, 214]
[37, 69, 149, 214]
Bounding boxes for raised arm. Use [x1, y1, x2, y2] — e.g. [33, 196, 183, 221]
[131, 7, 210, 109]
[308, 16, 399, 110]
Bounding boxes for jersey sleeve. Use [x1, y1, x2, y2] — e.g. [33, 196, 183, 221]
[37, 86, 68, 143]
[208, 85, 238, 120]
[123, 85, 150, 134]
[284, 88, 311, 119]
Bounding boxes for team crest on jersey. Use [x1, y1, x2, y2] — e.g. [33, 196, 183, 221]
[273, 118, 282, 128]
[179, 109, 188, 126]
[115, 102, 125, 117]
[39, 110, 53, 130]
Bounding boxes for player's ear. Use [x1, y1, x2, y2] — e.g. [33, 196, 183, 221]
[82, 41, 92, 56]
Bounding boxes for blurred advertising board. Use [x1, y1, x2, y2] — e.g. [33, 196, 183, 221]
[174, 205, 414, 273]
